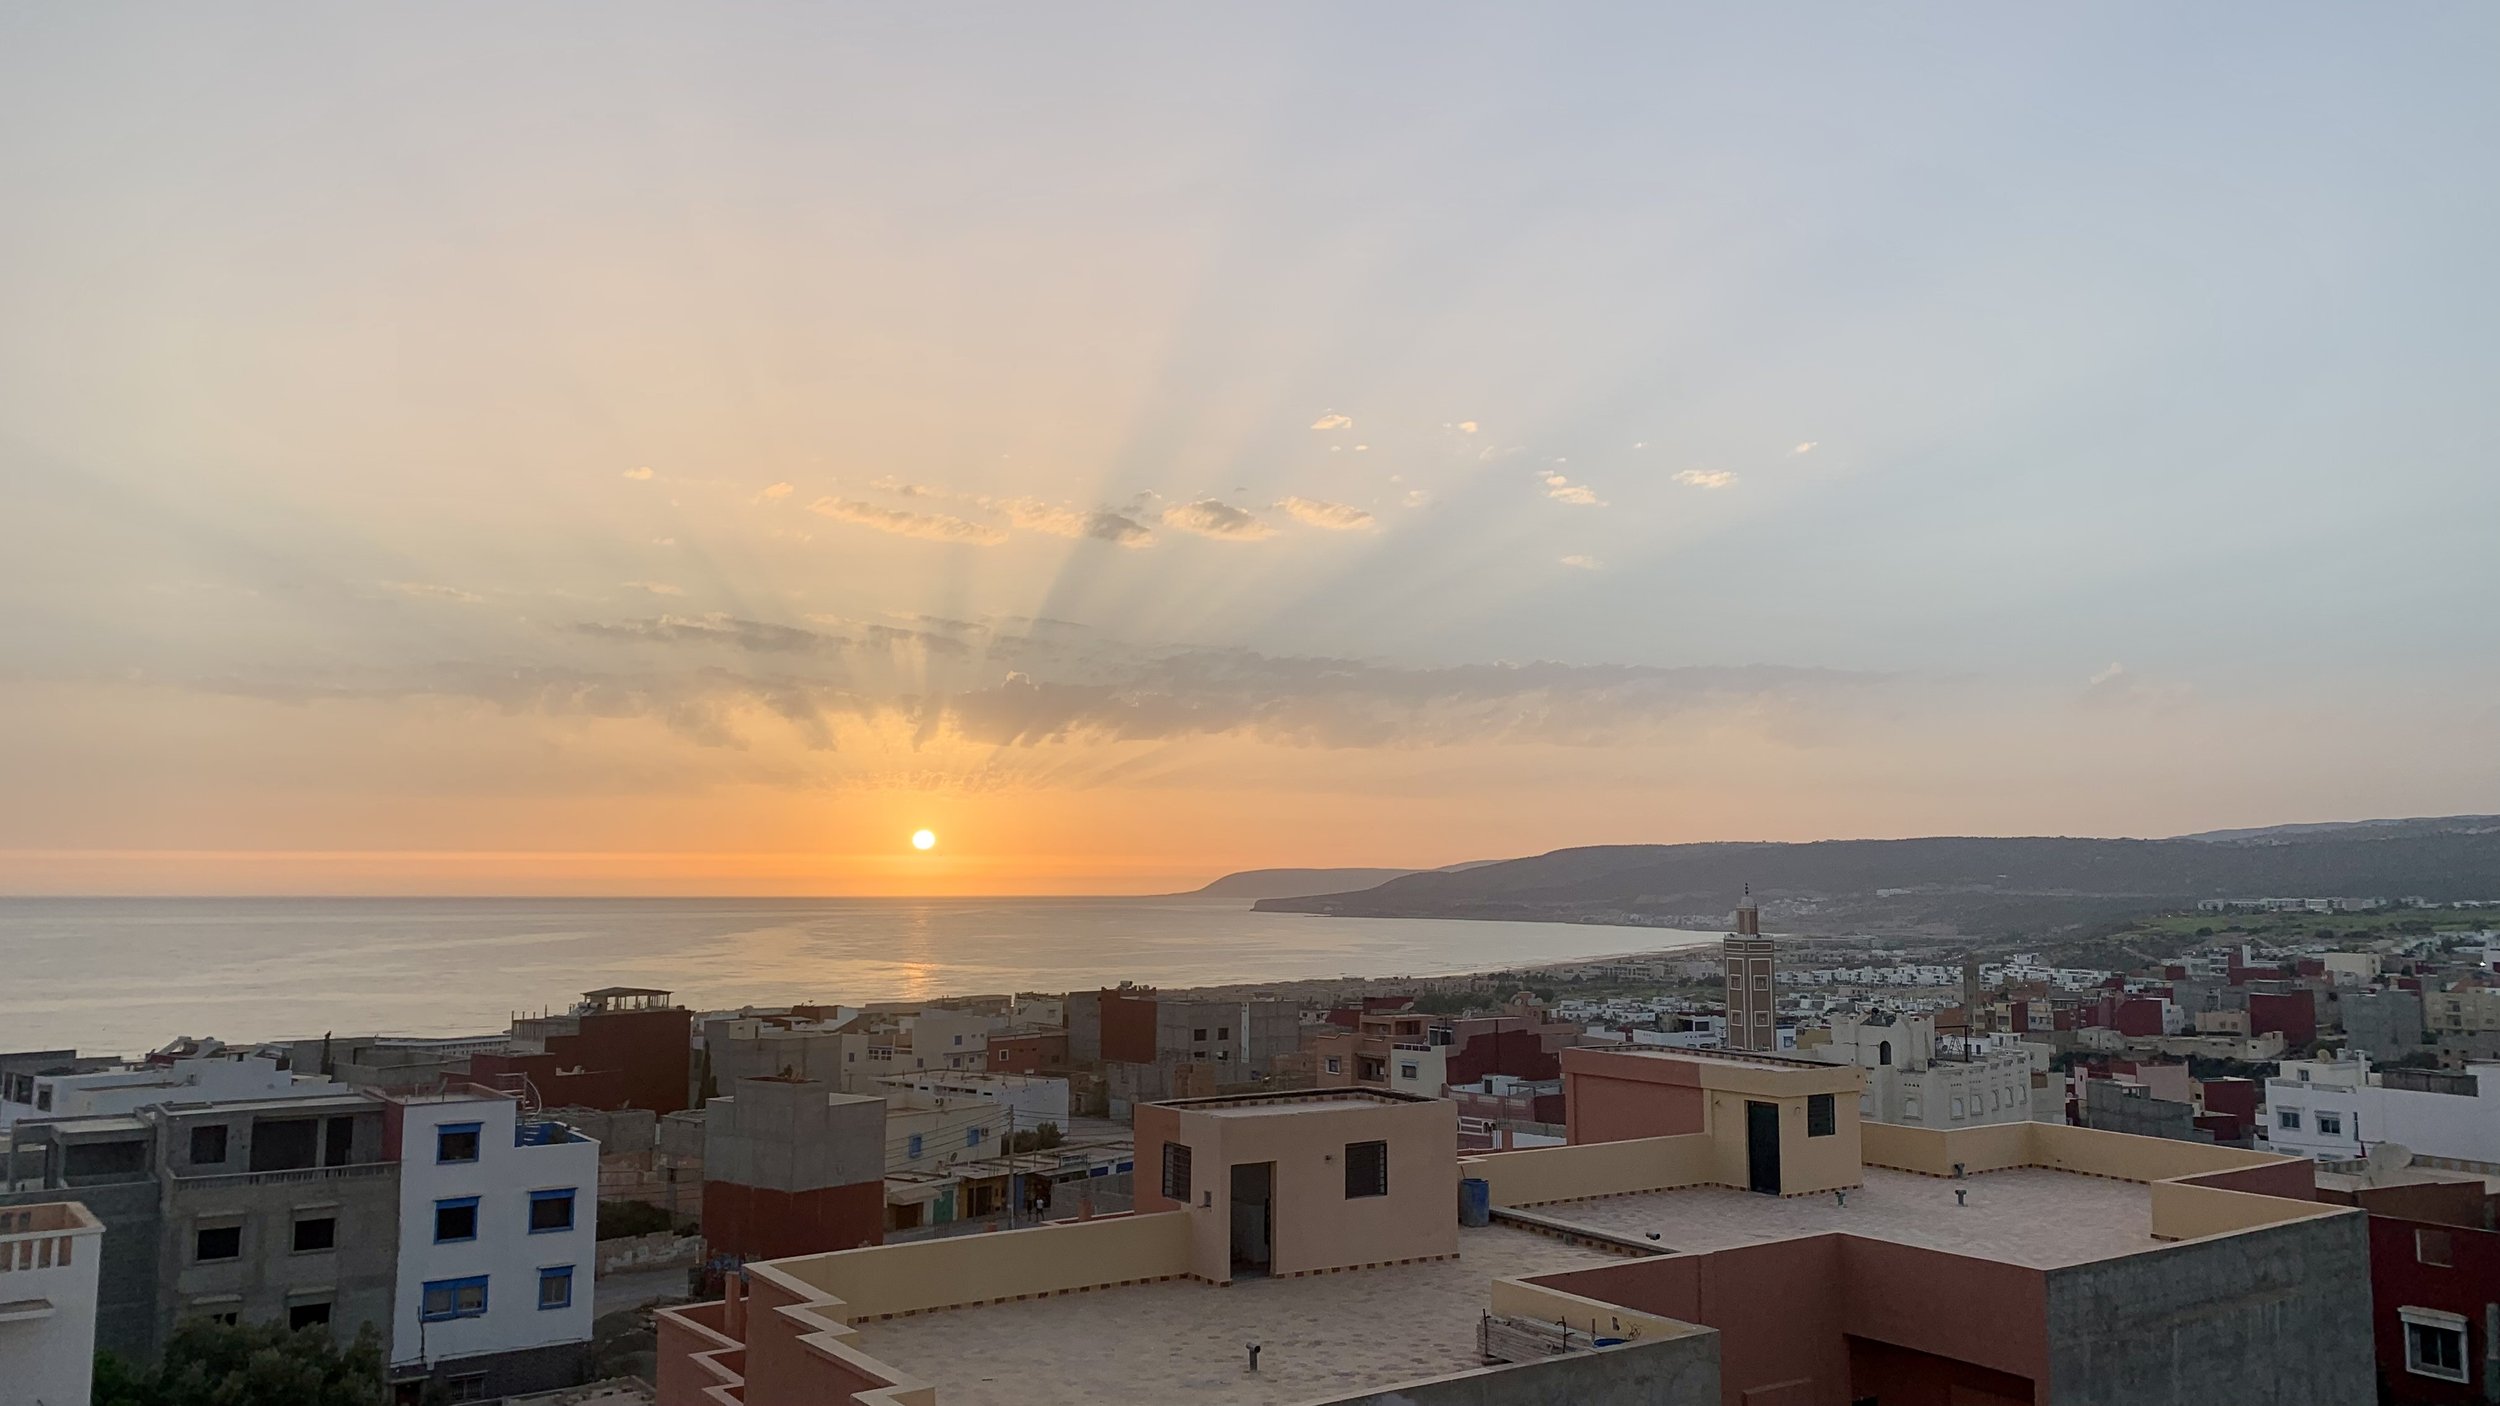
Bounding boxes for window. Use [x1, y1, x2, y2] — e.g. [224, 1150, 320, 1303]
[529, 1188, 576, 1233]
[292, 1215, 337, 1253]
[538, 1264, 574, 1310]
[2318, 1112, 2343, 1136]
[421, 1276, 490, 1323]
[195, 1224, 242, 1262]
[189, 1124, 229, 1166]
[192, 1305, 241, 1326]
[446, 1372, 490, 1403]
[1218, 1027, 1230, 1040]
[1193, 1028, 1207, 1042]
[1878, 1040, 1892, 1066]
[434, 1196, 480, 1243]
[2417, 1228, 2454, 1267]
[1161, 1141, 1192, 1201]
[288, 1300, 332, 1332]
[1345, 1140, 1389, 1199]
[1807, 1093, 1836, 1137]
[1754, 975, 1770, 989]
[951, 1033, 962, 1046]
[436, 1122, 482, 1164]
[906, 1133, 923, 1159]
[967, 1127, 984, 1148]
[1950, 1097, 1966, 1120]
[248, 1117, 319, 1172]
[1325, 1056, 1342, 1074]
[2278, 1109, 2302, 1131]
[2403, 1309, 2468, 1382]
[1399, 1062, 1420, 1081]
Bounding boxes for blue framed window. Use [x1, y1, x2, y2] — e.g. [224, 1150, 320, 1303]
[433, 1196, 480, 1244]
[436, 1123, 482, 1164]
[967, 1126, 984, 1148]
[537, 1265, 574, 1311]
[420, 1275, 489, 1322]
[906, 1133, 922, 1159]
[528, 1188, 576, 1233]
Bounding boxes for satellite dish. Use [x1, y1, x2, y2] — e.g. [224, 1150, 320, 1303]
[2363, 1143, 2415, 1180]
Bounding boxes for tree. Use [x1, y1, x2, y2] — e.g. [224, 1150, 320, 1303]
[95, 1319, 390, 1406]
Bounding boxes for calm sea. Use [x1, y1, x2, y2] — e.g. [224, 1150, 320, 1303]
[0, 897, 1711, 1056]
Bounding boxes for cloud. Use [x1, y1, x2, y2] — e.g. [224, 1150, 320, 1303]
[807, 497, 1010, 545]
[1559, 554, 1602, 571]
[1161, 500, 1275, 540]
[1310, 412, 1353, 430]
[1275, 497, 1375, 531]
[868, 476, 933, 497]
[1403, 490, 1432, 507]
[756, 482, 794, 501]
[1456, 421, 1479, 434]
[622, 467, 654, 481]
[621, 580, 684, 596]
[991, 498, 1156, 547]
[1792, 442, 1818, 455]
[383, 582, 485, 605]
[2082, 661, 2195, 712]
[1542, 472, 1604, 506]
[1674, 469, 1736, 489]
[575, 614, 843, 656]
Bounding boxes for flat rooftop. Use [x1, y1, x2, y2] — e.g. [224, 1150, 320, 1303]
[1539, 1166, 2159, 1269]
[844, 1223, 1628, 1406]
[1169, 1090, 1434, 1118]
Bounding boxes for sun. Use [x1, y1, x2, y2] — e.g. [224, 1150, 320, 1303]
[910, 829, 937, 851]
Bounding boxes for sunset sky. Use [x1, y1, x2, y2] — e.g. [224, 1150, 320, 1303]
[3, 6, 2496, 895]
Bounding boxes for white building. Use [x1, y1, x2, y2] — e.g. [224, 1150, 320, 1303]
[2267, 1055, 2500, 1164]
[387, 1087, 599, 1400]
[1, 1040, 331, 1129]
[0, 1201, 104, 1406]
[877, 1072, 1070, 1128]
[1807, 1013, 2037, 1129]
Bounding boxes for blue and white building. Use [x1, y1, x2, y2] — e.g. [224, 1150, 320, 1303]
[386, 1086, 599, 1402]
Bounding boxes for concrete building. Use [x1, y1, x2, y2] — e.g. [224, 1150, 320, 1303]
[876, 1072, 1070, 1129]
[1068, 988, 1301, 1112]
[0, 1201, 105, 1406]
[2427, 987, 2500, 1036]
[1, 1039, 331, 1129]
[2342, 989, 2430, 1063]
[1722, 891, 1777, 1054]
[657, 1053, 2373, 1406]
[701, 1077, 884, 1264]
[472, 988, 693, 1116]
[2269, 1056, 2500, 1164]
[385, 1086, 598, 1401]
[1806, 1012, 2038, 1130]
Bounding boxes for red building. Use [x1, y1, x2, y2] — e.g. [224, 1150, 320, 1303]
[2320, 1175, 2500, 1402]
[986, 1030, 1069, 1075]
[701, 1075, 885, 1263]
[2248, 991, 2319, 1048]
[470, 986, 693, 1114]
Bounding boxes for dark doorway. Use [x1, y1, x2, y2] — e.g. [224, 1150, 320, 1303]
[1746, 1100, 1781, 1195]
[323, 1116, 356, 1167]
[1229, 1162, 1273, 1276]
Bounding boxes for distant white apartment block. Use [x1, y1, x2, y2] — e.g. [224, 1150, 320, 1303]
[878, 1071, 1071, 1127]
[1808, 1013, 2037, 1129]
[0, 1201, 105, 1406]
[386, 1087, 599, 1401]
[2267, 1055, 2500, 1164]
[0, 1040, 331, 1129]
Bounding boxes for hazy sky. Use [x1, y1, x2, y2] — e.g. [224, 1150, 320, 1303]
[3, 6, 2496, 894]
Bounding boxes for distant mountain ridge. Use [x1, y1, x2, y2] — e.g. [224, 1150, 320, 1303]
[1190, 860, 1505, 900]
[1251, 817, 2500, 934]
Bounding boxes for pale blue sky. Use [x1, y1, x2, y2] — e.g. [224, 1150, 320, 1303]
[1, 6, 2494, 891]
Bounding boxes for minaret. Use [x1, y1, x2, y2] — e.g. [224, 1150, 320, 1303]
[1723, 884, 1777, 1052]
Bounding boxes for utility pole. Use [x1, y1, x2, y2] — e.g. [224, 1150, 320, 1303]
[1004, 1105, 1017, 1230]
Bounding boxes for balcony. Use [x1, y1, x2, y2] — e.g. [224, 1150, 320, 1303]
[174, 1159, 396, 1190]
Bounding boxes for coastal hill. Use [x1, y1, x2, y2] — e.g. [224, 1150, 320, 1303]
[1251, 817, 2500, 936]
[1191, 859, 1506, 900]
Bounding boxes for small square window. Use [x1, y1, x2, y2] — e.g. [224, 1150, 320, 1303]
[1325, 1056, 1342, 1074]
[436, 1123, 482, 1164]
[1399, 1063, 1420, 1080]
[2417, 1228, 2454, 1267]
[1193, 1029, 1207, 1042]
[421, 1276, 489, 1323]
[189, 1125, 229, 1166]
[288, 1300, 332, 1332]
[538, 1265, 574, 1310]
[434, 1197, 480, 1243]
[1344, 1140, 1389, 1199]
[2279, 1110, 2302, 1130]
[529, 1189, 576, 1234]
[293, 1215, 337, 1254]
[2405, 1316, 2468, 1382]
[1807, 1093, 1836, 1137]
[1217, 1027, 1230, 1040]
[446, 1372, 490, 1403]
[195, 1225, 241, 1262]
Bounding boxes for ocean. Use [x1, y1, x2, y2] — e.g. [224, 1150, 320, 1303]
[0, 896, 1713, 1055]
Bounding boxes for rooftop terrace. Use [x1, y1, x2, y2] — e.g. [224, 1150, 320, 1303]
[1537, 1165, 2158, 1268]
[842, 1223, 1629, 1406]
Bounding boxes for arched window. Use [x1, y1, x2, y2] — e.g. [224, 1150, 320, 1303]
[1878, 1040, 1892, 1066]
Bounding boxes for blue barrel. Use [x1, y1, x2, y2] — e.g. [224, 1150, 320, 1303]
[1459, 1177, 1491, 1227]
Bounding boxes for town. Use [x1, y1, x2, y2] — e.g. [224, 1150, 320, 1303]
[8, 890, 2498, 1404]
